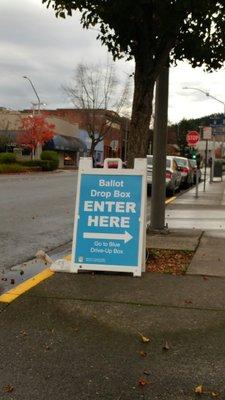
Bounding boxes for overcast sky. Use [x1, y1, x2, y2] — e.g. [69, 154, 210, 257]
[1, 0, 225, 123]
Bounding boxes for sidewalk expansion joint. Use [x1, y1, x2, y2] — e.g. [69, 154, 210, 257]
[25, 294, 225, 314]
[194, 230, 204, 253]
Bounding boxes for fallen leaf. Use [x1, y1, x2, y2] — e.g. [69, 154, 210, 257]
[20, 330, 28, 336]
[163, 340, 170, 350]
[3, 384, 14, 393]
[139, 351, 148, 357]
[195, 385, 204, 394]
[138, 378, 149, 387]
[143, 371, 151, 376]
[210, 391, 220, 398]
[146, 249, 192, 275]
[203, 276, 208, 281]
[138, 332, 150, 343]
[185, 299, 193, 304]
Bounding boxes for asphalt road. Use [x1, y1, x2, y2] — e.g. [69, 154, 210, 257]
[0, 169, 173, 273]
[0, 171, 78, 271]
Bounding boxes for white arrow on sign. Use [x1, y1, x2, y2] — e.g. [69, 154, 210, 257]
[83, 231, 133, 243]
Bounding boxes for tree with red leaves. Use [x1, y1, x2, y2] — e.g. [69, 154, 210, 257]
[18, 114, 55, 158]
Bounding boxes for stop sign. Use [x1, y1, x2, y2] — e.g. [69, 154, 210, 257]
[186, 131, 200, 146]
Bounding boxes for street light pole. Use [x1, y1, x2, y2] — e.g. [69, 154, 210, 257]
[23, 76, 44, 113]
[183, 86, 225, 113]
[150, 63, 169, 231]
[23, 76, 44, 160]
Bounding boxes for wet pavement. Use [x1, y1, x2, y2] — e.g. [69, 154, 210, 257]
[1, 177, 225, 399]
[164, 178, 225, 277]
[166, 179, 225, 230]
[188, 232, 225, 277]
[1, 269, 225, 400]
[2, 172, 224, 296]
[0, 170, 77, 272]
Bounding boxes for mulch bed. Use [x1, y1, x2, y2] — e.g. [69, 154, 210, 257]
[146, 248, 193, 275]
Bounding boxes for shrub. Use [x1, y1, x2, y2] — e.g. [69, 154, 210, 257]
[40, 160, 58, 171]
[0, 163, 28, 174]
[41, 151, 59, 161]
[19, 158, 58, 171]
[0, 152, 17, 164]
[40, 151, 59, 170]
[19, 160, 43, 167]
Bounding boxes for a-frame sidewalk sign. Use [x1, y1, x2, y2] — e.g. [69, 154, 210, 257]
[71, 157, 147, 277]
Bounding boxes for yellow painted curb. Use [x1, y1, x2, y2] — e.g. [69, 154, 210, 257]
[0, 268, 54, 303]
[165, 196, 176, 205]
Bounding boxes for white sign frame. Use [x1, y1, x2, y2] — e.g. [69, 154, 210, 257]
[71, 157, 147, 277]
[203, 127, 212, 140]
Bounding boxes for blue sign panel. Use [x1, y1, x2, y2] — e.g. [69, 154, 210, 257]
[210, 115, 225, 135]
[210, 115, 225, 126]
[73, 174, 142, 268]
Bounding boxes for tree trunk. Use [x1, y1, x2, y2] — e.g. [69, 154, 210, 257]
[127, 56, 155, 167]
[88, 139, 96, 157]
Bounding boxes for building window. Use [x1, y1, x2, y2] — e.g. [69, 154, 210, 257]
[64, 152, 75, 166]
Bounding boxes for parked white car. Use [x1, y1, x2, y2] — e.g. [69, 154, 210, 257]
[173, 156, 194, 188]
[147, 155, 182, 196]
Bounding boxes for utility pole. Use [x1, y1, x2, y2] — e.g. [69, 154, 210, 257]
[150, 64, 169, 231]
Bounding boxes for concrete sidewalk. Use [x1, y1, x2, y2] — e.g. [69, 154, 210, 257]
[1, 179, 225, 399]
[1, 272, 225, 400]
[147, 179, 225, 277]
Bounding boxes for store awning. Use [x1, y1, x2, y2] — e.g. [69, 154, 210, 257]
[0, 131, 87, 153]
[43, 135, 87, 152]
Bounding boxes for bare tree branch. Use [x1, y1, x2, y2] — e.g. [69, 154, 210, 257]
[62, 60, 131, 158]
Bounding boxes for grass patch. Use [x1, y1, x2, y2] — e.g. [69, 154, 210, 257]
[146, 248, 193, 275]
